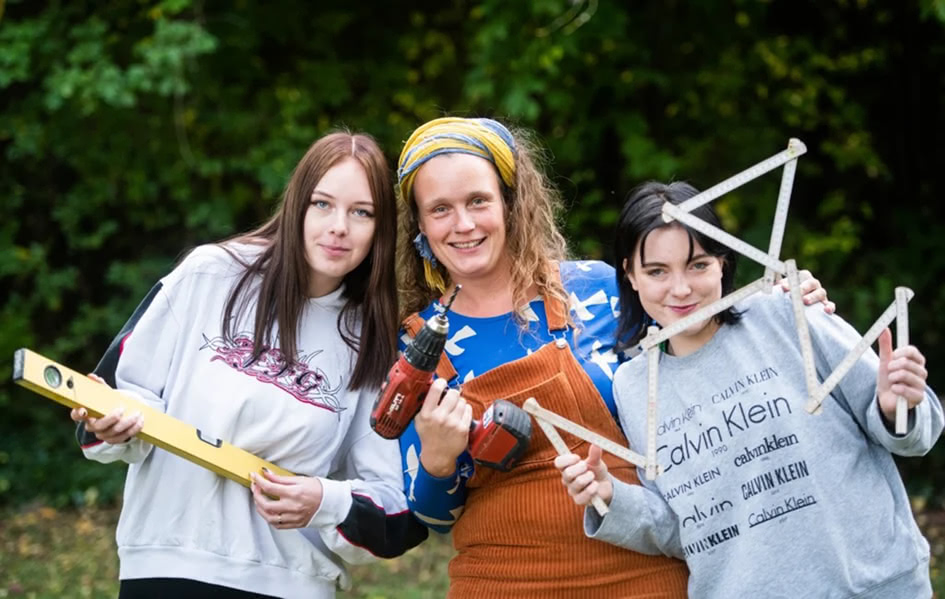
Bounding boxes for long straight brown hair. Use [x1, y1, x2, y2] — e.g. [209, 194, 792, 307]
[221, 131, 398, 390]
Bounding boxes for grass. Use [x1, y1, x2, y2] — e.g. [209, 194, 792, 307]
[1, 501, 942, 598]
[0, 502, 453, 599]
[0, 504, 119, 599]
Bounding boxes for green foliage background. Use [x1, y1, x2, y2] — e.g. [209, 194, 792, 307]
[1, 0, 943, 508]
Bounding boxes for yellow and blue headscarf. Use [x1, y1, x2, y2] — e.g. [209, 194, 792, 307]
[398, 117, 517, 204]
[397, 117, 518, 293]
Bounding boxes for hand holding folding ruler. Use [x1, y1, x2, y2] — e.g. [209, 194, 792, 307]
[527, 138, 915, 489]
[13, 348, 293, 486]
[522, 397, 658, 515]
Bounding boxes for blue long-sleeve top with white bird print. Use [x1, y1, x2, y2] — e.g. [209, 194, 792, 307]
[398, 260, 633, 532]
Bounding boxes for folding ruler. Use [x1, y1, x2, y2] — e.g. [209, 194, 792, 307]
[523, 397, 661, 515]
[540, 138, 916, 487]
[654, 138, 914, 440]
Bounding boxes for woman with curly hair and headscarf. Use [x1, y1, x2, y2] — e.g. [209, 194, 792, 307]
[394, 116, 832, 598]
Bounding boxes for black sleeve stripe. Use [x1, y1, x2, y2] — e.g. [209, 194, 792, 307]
[75, 422, 100, 447]
[92, 281, 163, 386]
[336, 493, 429, 558]
[75, 281, 164, 448]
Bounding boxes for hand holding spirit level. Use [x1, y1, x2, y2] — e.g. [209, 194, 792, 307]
[12, 348, 293, 487]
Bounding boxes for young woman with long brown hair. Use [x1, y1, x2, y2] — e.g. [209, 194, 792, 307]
[72, 131, 426, 598]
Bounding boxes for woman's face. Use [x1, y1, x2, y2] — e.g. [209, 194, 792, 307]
[302, 157, 376, 297]
[412, 153, 510, 287]
[626, 225, 725, 356]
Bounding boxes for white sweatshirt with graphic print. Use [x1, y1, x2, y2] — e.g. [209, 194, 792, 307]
[80, 244, 424, 598]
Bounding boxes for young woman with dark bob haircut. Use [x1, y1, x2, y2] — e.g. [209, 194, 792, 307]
[394, 118, 832, 598]
[72, 131, 427, 598]
[557, 181, 942, 598]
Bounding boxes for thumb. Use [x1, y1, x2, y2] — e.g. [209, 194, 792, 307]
[587, 444, 604, 473]
[877, 328, 893, 369]
[878, 327, 893, 359]
[420, 377, 447, 415]
[876, 328, 892, 391]
[261, 468, 296, 485]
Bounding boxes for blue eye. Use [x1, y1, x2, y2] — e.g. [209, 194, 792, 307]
[353, 208, 375, 218]
[311, 199, 330, 210]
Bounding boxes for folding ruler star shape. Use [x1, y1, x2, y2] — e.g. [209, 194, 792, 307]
[525, 139, 914, 515]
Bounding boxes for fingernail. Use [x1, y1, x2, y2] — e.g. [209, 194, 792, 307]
[262, 467, 270, 473]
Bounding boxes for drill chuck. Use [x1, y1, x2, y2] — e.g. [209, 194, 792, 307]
[404, 313, 449, 372]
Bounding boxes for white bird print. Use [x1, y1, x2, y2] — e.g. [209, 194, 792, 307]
[570, 289, 609, 321]
[589, 339, 619, 380]
[446, 472, 462, 495]
[413, 506, 465, 527]
[445, 325, 477, 356]
[518, 304, 540, 322]
[404, 444, 420, 502]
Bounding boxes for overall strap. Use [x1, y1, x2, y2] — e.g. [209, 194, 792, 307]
[403, 312, 459, 382]
[544, 261, 569, 333]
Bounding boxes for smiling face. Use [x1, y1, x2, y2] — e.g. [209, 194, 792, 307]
[626, 224, 725, 356]
[303, 157, 376, 297]
[412, 153, 511, 288]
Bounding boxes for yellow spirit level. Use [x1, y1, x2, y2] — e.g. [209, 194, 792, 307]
[12, 348, 293, 486]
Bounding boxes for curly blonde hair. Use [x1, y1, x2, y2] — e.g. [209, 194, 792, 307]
[397, 125, 571, 325]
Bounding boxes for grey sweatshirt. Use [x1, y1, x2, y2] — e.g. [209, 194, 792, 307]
[588, 290, 943, 599]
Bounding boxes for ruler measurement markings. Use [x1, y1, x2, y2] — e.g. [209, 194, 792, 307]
[894, 288, 911, 434]
[808, 289, 914, 411]
[662, 203, 786, 274]
[645, 331, 660, 481]
[786, 260, 821, 413]
[522, 398, 651, 470]
[666, 140, 808, 219]
[764, 157, 798, 288]
[641, 278, 769, 351]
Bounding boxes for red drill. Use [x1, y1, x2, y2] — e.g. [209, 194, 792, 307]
[370, 286, 461, 439]
[370, 286, 531, 471]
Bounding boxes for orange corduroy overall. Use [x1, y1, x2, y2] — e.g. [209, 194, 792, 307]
[404, 287, 688, 599]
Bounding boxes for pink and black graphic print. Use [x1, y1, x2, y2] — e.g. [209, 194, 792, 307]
[200, 333, 345, 413]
